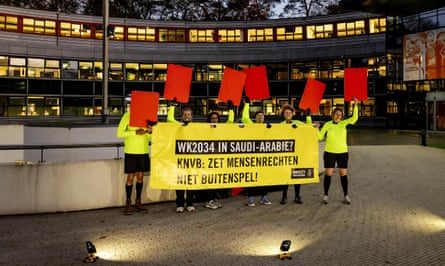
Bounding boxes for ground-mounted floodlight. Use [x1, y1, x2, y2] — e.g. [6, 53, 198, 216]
[279, 240, 292, 260]
[83, 241, 98, 263]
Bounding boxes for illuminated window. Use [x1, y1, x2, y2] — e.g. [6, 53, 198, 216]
[22, 18, 56, 35]
[10, 57, 26, 77]
[306, 25, 315, 39]
[140, 64, 153, 80]
[337, 22, 346, 37]
[387, 101, 398, 114]
[95, 25, 103, 39]
[125, 63, 139, 80]
[127, 27, 155, 41]
[247, 28, 273, 42]
[6, 16, 18, 31]
[276, 26, 303, 41]
[23, 18, 35, 33]
[60, 22, 89, 37]
[112, 26, 124, 40]
[45, 59, 60, 78]
[307, 24, 333, 39]
[189, 29, 215, 42]
[60, 22, 71, 36]
[218, 29, 242, 42]
[208, 64, 223, 81]
[339, 20, 366, 37]
[0, 56, 7, 77]
[153, 64, 167, 80]
[0, 15, 4, 31]
[159, 28, 185, 42]
[79, 61, 93, 79]
[94, 61, 102, 79]
[369, 18, 386, 33]
[110, 63, 123, 80]
[355, 20, 365, 35]
[27, 58, 45, 78]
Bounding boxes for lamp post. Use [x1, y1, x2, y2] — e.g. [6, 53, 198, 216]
[102, 0, 109, 123]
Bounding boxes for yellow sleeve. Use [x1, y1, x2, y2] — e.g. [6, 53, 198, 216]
[226, 109, 235, 123]
[241, 103, 253, 124]
[166, 105, 177, 123]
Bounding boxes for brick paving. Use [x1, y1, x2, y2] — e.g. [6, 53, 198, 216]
[0, 135, 444, 265]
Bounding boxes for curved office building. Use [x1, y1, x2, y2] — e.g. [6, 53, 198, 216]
[0, 5, 444, 130]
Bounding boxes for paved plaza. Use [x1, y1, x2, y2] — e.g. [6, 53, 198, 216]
[0, 129, 444, 266]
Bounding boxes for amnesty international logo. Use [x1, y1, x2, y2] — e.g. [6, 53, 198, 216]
[291, 168, 314, 179]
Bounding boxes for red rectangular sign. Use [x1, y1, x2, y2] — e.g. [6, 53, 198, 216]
[299, 78, 326, 113]
[218, 67, 246, 106]
[164, 64, 193, 103]
[129, 91, 160, 127]
[344, 68, 368, 101]
[243, 66, 270, 101]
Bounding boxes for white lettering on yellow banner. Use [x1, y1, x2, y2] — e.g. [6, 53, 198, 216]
[150, 123, 319, 190]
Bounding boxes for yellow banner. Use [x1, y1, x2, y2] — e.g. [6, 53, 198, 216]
[150, 123, 319, 190]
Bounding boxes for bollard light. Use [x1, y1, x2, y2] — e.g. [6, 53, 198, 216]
[278, 240, 292, 260]
[83, 241, 98, 263]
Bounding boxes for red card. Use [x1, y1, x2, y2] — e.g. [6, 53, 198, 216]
[164, 64, 193, 103]
[243, 66, 270, 100]
[299, 78, 326, 113]
[129, 91, 159, 127]
[344, 68, 368, 101]
[218, 67, 246, 106]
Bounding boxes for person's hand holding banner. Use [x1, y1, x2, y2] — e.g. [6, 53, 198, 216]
[129, 91, 160, 128]
[344, 68, 368, 102]
[243, 66, 270, 101]
[218, 67, 246, 106]
[164, 64, 193, 103]
[299, 77, 326, 113]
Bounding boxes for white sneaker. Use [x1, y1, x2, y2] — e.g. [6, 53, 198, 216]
[205, 200, 218, 210]
[343, 195, 351, 205]
[260, 196, 272, 205]
[186, 206, 195, 212]
[213, 199, 222, 208]
[323, 195, 328, 204]
[176, 206, 184, 213]
[247, 197, 255, 207]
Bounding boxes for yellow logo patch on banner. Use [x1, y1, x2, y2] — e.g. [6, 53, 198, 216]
[150, 123, 319, 190]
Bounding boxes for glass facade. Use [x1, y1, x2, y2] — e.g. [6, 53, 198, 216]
[0, 6, 444, 130]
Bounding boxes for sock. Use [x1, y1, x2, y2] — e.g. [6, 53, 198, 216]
[125, 184, 133, 200]
[294, 184, 301, 198]
[324, 175, 332, 196]
[340, 175, 348, 196]
[281, 186, 288, 199]
[136, 182, 143, 200]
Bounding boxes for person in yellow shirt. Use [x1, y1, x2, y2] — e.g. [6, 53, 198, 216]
[279, 104, 313, 205]
[241, 101, 272, 207]
[116, 111, 153, 215]
[202, 106, 235, 209]
[167, 104, 195, 213]
[318, 99, 359, 205]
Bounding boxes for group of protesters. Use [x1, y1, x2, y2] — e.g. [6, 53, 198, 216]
[117, 98, 359, 215]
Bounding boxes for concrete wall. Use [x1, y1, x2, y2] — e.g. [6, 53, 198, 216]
[0, 159, 176, 215]
[0, 125, 25, 163]
[0, 125, 123, 163]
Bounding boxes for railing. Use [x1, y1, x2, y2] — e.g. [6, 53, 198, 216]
[0, 143, 124, 162]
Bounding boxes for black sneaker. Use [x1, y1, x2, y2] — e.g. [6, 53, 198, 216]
[294, 197, 303, 204]
[280, 197, 288, 205]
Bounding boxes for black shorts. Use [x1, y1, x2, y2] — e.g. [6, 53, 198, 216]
[323, 152, 348, 169]
[124, 153, 150, 174]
